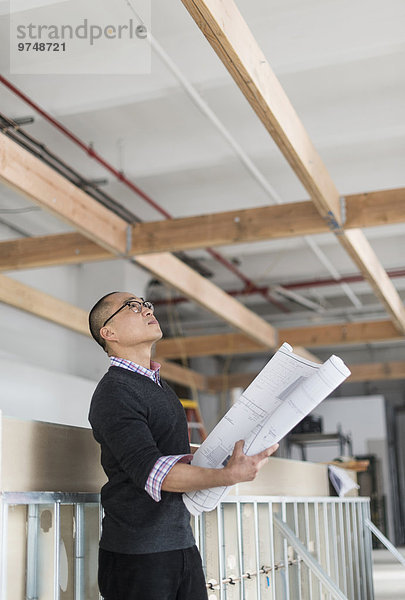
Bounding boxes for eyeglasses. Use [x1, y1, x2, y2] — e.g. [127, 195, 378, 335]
[102, 298, 154, 327]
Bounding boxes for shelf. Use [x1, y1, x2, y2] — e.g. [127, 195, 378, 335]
[286, 431, 353, 460]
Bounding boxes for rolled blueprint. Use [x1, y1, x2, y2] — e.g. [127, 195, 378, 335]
[183, 343, 350, 516]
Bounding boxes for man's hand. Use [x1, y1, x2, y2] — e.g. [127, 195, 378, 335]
[162, 440, 279, 494]
[223, 440, 279, 486]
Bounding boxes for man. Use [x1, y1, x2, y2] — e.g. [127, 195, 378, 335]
[88, 291, 279, 600]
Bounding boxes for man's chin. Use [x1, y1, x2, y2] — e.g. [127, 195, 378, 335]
[153, 327, 163, 342]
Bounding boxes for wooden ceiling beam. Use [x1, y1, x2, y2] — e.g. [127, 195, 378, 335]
[1, 187, 404, 271]
[130, 201, 326, 253]
[0, 232, 111, 271]
[128, 187, 405, 254]
[156, 332, 266, 359]
[338, 229, 405, 334]
[0, 273, 207, 388]
[281, 319, 401, 348]
[0, 134, 278, 349]
[156, 319, 402, 359]
[180, 0, 342, 223]
[0, 133, 128, 254]
[0, 273, 402, 389]
[0, 272, 89, 335]
[135, 252, 277, 348]
[159, 359, 207, 391]
[180, 0, 405, 335]
[344, 187, 405, 228]
[206, 371, 256, 392]
[348, 361, 405, 382]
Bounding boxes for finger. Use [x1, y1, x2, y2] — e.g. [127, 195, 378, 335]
[257, 443, 279, 460]
[232, 439, 245, 455]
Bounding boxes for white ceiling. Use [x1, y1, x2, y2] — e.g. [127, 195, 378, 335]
[0, 0, 404, 352]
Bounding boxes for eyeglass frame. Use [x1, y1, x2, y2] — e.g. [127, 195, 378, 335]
[102, 298, 154, 328]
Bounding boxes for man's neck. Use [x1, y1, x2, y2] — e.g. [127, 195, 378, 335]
[109, 346, 153, 370]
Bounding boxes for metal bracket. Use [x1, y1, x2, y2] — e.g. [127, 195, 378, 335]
[339, 196, 347, 226]
[324, 197, 346, 233]
[126, 224, 132, 255]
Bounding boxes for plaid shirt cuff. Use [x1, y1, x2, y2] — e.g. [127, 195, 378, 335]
[145, 454, 193, 502]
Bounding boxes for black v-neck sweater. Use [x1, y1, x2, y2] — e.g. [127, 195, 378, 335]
[88, 366, 195, 554]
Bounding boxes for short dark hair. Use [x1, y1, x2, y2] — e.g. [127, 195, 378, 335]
[88, 292, 120, 351]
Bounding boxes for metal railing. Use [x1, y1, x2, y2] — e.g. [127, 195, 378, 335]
[1, 492, 403, 599]
[191, 496, 376, 600]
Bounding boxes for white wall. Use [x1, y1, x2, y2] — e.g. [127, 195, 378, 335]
[1, 265, 80, 375]
[0, 353, 97, 428]
[293, 395, 387, 462]
[75, 259, 152, 380]
[0, 260, 151, 426]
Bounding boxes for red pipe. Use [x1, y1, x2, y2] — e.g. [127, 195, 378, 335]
[153, 268, 405, 306]
[205, 247, 289, 312]
[0, 75, 172, 220]
[285, 268, 405, 290]
[0, 75, 289, 312]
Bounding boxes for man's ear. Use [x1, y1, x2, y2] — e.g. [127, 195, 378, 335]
[100, 326, 118, 345]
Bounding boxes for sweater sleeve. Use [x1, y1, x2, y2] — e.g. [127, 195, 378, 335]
[90, 381, 163, 490]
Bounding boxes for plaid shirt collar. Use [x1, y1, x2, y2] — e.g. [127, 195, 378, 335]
[109, 356, 161, 386]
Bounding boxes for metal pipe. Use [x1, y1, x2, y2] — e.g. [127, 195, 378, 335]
[26, 504, 39, 600]
[314, 502, 323, 599]
[330, 503, 339, 590]
[53, 502, 61, 600]
[293, 501, 302, 600]
[357, 503, 367, 599]
[1, 501, 9, 600]
[237, 501, 245, 599]
[253, 502, 261, 599]
[338, 503, 348, 596]
[267, 502, 276, 600]
[303, 502, 313, 600]
[216, 504, 225, 600]
[74, 504, 85, 600]
[322, 501, 331, 600]
[281, 501, 290, 599]
[204, 247, 290, 313]
[365, 518, 405, 567]
[153, 266, 405, 306]
[351, 502, 361, 599]
[2, 491, 100, 505]
[304, 236, 362, 308]
[344, 503, 355, 599]
[199, 512, 206, 583]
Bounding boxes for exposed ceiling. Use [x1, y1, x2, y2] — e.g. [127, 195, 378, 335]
[0, 0, 404, 388]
